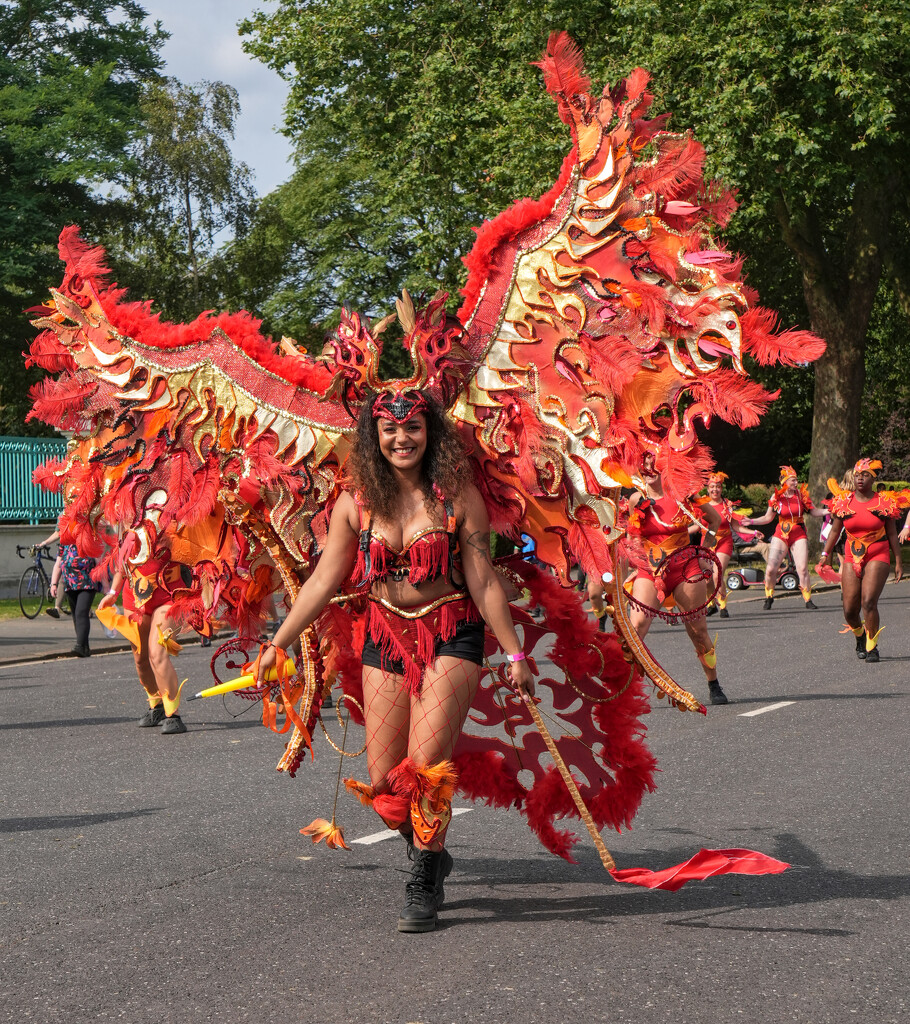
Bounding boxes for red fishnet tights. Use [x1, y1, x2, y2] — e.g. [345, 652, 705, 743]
[362, 656, 481, 850]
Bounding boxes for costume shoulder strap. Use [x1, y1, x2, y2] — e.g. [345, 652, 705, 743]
[355, 497, 373, 578]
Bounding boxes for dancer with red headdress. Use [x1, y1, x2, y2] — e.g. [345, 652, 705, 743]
[625, 454, 728, 705]
[28, 32, 832, 925]
[819, 459, 904, 663]
[743, 466, 826, 610]
[696, 472, 759, 618]
[255, 386, 533, 932]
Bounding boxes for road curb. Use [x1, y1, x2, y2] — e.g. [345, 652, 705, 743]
[0, 633, 224, 668]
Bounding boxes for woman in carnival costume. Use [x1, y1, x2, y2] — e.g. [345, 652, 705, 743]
[696, 472, 760, 618]
[29, 32, 830, 927]
[255, 385, 534, 933]
[743, 466, 826, 610]
[624, 451, 728, 706]
[819, 459, 904, 663]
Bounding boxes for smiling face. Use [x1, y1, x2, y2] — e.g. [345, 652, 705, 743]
[783, 475, 798, 494]
[376, 412, 428, 471]
[707, 479, 723, 500]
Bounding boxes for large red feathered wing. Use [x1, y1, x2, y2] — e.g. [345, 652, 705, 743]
[454, 31, 825, 589]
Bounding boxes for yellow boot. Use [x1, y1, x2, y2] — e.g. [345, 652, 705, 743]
[161, 680, 188, 734]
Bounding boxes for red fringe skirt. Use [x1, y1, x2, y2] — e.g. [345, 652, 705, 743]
[364, 593, 483, 694]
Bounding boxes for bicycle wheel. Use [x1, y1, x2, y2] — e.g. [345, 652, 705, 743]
[19, 567, 47, 619]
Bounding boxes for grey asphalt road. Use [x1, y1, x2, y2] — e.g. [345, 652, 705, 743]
[2, 583, 908, 1024]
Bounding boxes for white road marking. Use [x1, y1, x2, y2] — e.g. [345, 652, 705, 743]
[738, 700, 796, 718]
[352, 807, 472, 845]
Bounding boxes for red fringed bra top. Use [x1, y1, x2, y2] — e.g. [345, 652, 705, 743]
[770, 486, 813, 525]
[351, 487, 482, 694]
[353, 486, 460, 586]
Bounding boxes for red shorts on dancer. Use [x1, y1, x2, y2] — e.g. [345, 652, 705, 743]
[819, 459, 904, 663]
[743, 466, 826, 610]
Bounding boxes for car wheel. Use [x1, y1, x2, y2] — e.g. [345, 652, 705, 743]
[780, 572, 799, 591]
[725, 573, 744, 591]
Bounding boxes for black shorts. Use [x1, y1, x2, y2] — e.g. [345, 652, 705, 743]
[361, 619, 486, 675]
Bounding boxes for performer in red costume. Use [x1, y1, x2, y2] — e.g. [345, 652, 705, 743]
[696, 472, 759, 618]
[29, 34, 827, 909]
[99, 552, 189, 735]
[256, 388, 534, 933]
[743, 466, 826, 610]
[626, 455, 727, 705]
[819, 459, 904, 663]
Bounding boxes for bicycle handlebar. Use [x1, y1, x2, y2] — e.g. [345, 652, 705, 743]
[16, 545, 54, 560]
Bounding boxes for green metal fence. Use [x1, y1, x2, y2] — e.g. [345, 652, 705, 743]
[0, 436, 67, 524]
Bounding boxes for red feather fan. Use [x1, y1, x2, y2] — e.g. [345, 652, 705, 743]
[25, 331, 78, 374]
[27, 372, 98, 429]
[741, 307, 827, 366]
[638, 137, 706, 200]
[531, 31, 592, 127]
[687, 372, 777, 429]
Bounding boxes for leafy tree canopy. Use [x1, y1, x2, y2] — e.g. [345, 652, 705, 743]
[104, 78, 257, 322]
[0, 0, 166, 432]
[240, 0, 910, 482]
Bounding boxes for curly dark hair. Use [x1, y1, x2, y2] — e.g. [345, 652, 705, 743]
[345, 391, 472, 522]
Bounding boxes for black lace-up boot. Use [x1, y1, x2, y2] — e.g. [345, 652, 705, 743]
[708, 680, 729, 705]
[397, 848, 454, 933]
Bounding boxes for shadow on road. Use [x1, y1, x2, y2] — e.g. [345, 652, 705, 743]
[0, 808, 161, 833]
[0, 715, 137, 730]
[433, 832, 908, 934]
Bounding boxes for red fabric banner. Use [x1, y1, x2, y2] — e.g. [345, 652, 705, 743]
[609, 848, 790, 891]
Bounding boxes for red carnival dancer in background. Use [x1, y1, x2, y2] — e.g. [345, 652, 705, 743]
[819, 459, 904, 663]
[696, 472, 759, 618]
[743, 466, 825, 610]
[99, 540, 189, 735]
[626, 455, 727, 705]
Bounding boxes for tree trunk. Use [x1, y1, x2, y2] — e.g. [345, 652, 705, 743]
[183, 178, 200, 306]
[776, 184, 890, 522]
[807, 317, 865, 500]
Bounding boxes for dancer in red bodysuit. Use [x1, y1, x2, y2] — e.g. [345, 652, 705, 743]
[819, 459, 904, 663]
[696, 472, 759, 618]
[626, 456, 727, 705]
[743, 466, 826, 610]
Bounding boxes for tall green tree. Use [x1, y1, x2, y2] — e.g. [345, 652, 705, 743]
[0, 1, 166, 433]
[240, 0, 910, 489]
[237, 0, 571, 328]
[601, 0, 910, 501]
[104, 78, 257, 322]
